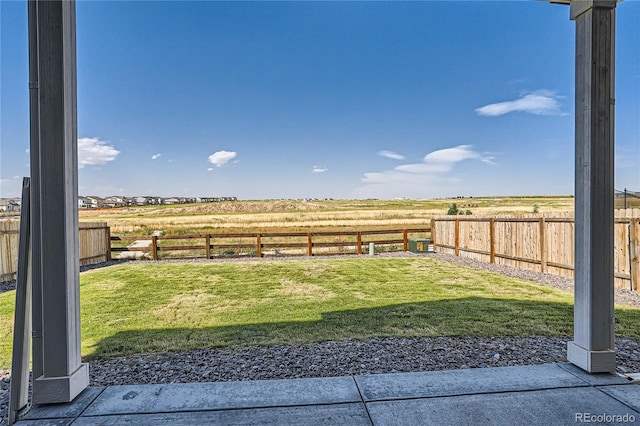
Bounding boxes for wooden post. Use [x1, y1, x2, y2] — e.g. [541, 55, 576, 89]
[567, 0, 617, 373]
[307, 232, 313, 256]
[630, 219, 639, 291]
[256, 234, 262, 258]
[539, 218, 547, 272]
[152, 236, 158, 261]
[403, 229, 408, 252]
[105, 226, 112, 262]
[205, 235, 211, 259]
[454, 219, 460, 257]
[430, 218, 437, 251]
[357, 232, 362, 255]
[489, 218, 495, 264]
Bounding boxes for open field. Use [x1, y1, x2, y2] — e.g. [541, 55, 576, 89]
[2, 256, 639, 367]
[79, 196, 576, 235]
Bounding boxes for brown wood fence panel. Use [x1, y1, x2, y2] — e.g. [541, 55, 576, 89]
[433, 210, 640, 291]
[79, 222, 111, 265]
[0, 220, 110, 281]
[0, 220, 20, 281]
[458, 219, 491, 262]
[545, 219, 574, 278]
[494, 219, 542, 272]
[432, 219, 456, 256]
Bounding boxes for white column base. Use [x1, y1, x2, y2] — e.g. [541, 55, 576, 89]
[567, 341, 616, 373]
[33, 363, 89, 404]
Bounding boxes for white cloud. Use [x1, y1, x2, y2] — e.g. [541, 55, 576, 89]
[208, 150, 237, 167]
[25, 140, 120, 169]
[207, 167, 214, 172]
[78, 137, 120, 168]
[151, 153, 162, 160]
[475, 90, 564, 117]
[424, 145, 495, 166]
[378, 150, 405, 160]
[0, 176, 21, 196]
[312, 166, 328, 173]
[357, 145, 495, 198]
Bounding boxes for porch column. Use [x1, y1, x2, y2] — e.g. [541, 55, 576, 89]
[29, 0, 89, 403]
[567, 0, 617, 373]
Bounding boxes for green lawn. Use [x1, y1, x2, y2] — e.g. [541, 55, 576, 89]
[1, 257, 639, 368]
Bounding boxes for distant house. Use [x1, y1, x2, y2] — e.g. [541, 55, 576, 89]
[135, 196, 151, 206]
[0, 199, 21, 212]
[77, 196, 105, 208]
[86, 196, 105, 208]
[103, 196, 126, 208]
[134, 196, 162, 206]
[76, 195, 237, 208]
[200, 197, 220, 203]
[78, 197, 94, 209]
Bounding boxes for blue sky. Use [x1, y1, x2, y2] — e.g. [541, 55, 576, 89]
[1, 1, 638, 200]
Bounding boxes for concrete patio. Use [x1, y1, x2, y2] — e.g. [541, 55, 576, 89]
[14, 363, 640, 425]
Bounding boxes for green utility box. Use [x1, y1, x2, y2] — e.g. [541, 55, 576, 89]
[408, 238, 434, 253]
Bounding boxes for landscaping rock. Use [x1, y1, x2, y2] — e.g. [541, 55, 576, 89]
[2, 252, 640, 426]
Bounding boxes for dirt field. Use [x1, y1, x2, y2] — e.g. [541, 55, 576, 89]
[79, 196, 576, 235]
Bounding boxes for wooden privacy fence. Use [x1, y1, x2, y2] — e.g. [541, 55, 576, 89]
[432, 210, 640, 291]
[110, 228, 431, 260]
[0, 221, 111, 281]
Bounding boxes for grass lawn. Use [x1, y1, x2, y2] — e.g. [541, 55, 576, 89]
[1, 257, 639, 368]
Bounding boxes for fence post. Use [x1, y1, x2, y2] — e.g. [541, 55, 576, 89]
[357, 232, 362, 255]
[105, 226, 112, 262]
[256, 234, 262, 258]
[489, 218, 495, 264]
[430, 218, 436, 251]
[539, 218, 547, 273]
[630, 219, 639, 291]
[403, 229, 408, 252]
[152, 236, 158, 261]
[454, 219, 460, 257]
[205, 235, 211, 259]
[307, 232, 313, 256]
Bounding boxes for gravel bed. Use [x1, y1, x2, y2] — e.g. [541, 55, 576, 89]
[2, 336, 639, 425]
[2, 252, 640, 425]
[86, 336, 640, 385]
